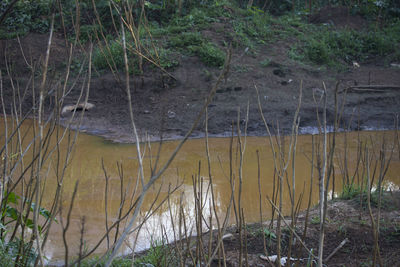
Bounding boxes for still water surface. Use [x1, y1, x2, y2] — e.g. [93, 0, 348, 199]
[1, 119, 399, 263]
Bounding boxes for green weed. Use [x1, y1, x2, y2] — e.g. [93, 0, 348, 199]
[156, 48, 179, 69]
[78, 256, 132, 267]
[169, 32, 204, 48]
[233, 64, 249, 72]
[299, 26, 398, 67]
[169, 31, 225, 67]
[263, 228, 277, 240]
[0, 0, 51, 38]
[188, 42, 225, 67]
[0, 240, 15, 267]
[340, 184, 365, 200]
[260, 58, 271, 67]
[338, 224, 347, 236]
[311, 216, 321, 225]
[135, 241, 177, 267]
[93, 39, 125, 70]
[0, 238, 38, 266]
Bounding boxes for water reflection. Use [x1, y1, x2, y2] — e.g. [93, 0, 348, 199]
[1, 118, 399, 263]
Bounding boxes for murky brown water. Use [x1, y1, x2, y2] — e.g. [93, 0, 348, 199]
[1, 118, 399, 263]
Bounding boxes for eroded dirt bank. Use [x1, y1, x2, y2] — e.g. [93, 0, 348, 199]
[125, 192, 400, 267]
[1, 13, 399, 143]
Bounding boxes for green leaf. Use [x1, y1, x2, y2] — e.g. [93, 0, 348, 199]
[30, 203, 57, 223]
[5, 206, 19, 221]
[24, 218, 34, 229]
[5, 192, 20, 205]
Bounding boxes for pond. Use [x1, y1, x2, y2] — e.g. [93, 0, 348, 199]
[1, 118, 399, 264]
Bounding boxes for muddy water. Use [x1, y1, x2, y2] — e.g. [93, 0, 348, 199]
[1, 119, 399, 263]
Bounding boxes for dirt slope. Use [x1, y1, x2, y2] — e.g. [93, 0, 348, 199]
[1, 9, 399, 143]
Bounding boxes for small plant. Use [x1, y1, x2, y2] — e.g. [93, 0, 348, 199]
[93, 39, 125, 70]
[305, 39, 331, 65]
[361, 190, 396, 210]
[233, 64, 249, 72]
[189, 42, 225, 67]
[79, 255, 133, 267]
[154, 48, 179, 69]
[169, 32, 204, 48]
[263, 228, 277, 240]
[0, 191, 57, 265]
[260, 58, 271, 67]
[340, 183, 365, 200]
[0, 0, 51, 38]
[311, 216, 321, 225]
[135, 241, 177, 267]
[0, 240, 14, 267]
[338, 224, 347, 236]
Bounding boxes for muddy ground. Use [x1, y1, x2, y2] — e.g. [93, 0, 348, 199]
[198, 191, 400, 267]
[1, 8, 400, 143]
[1, 7, 400, 267]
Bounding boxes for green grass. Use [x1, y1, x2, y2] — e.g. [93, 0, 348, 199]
[78, 256, 133, 267]
[0, 241, 14, 267]
[77, 241, 177, 267]
[311, 216, 321, 225]
[188, 42, 226, 67]
[169, 32, 204, 48]
[135, 242, 177, 267]
[289, 20, 400, 68]
[169, 31, 225, 67]
[93, 36, 179, 72]
[260, 58, 271, 67]
[339, 183, 397, 211]
[340, 184, 365, 200]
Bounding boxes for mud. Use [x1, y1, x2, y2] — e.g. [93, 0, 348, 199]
[1, 13, 399, 143]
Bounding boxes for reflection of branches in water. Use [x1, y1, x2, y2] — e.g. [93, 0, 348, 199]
[0, 4, 93, 265]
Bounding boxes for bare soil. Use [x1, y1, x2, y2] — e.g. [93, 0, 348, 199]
[201, 191, 400, 267]
[1, 8, 400, 143]
[1, 7, 399, 266]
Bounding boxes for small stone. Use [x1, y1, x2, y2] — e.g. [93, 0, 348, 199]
[222, 233, 233, 240]
[167, 110, 176, 118]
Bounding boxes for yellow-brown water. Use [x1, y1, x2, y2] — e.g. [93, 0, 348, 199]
[1, 118, 399, 263]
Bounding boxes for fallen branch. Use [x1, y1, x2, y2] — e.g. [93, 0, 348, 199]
[325, 238, 349, 262]
[266, 197, 318, 260]
[339, 85, 400, 94]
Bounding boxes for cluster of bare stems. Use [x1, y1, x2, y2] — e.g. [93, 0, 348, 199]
[1, 1, 399, 267]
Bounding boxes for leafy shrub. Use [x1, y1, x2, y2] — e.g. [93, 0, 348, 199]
[93, 37, 179, 72]
[301, 26, 397, 66]
[93, 40, 125, 70]
[169, 32, 204, 48]
[0, 0, 51, 37]
[135, 241, 178, 267]
[306, 39, 331, 64]
[154, 48, 179, 69]
[0, 240, 13, 267]
[169, 30, 225, 67]
[340, 184, 364, 200]
[189, 42, 226, 67]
